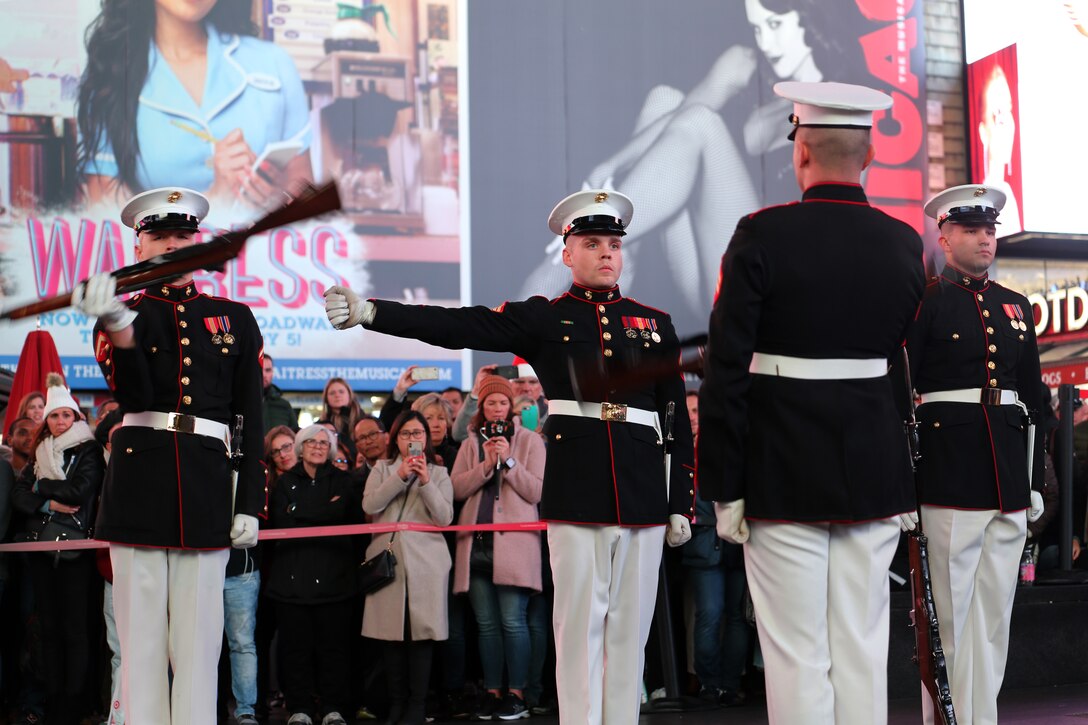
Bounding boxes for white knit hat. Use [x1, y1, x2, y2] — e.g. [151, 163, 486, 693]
[42, 372, 82, 419]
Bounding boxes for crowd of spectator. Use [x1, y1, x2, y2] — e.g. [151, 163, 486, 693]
[0, 357, 1080, 725]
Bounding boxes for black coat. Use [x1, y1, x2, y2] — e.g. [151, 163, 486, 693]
[12, 439, 105, 535]
[92, 283, 266, 548]
[265, 461, 363, 604]
[368, 283, 695, 526]
[698, 183, 926, 522]
[904, 266, 1044, 511]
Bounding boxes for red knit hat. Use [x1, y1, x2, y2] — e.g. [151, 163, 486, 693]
[477, 375, 514, 405]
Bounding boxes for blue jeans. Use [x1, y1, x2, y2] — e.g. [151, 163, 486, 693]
[467, 574, 531, 690]
[688, 563, 749, 691]
[441, 588, 468, 692]
[524, 591, 550, 706]
[223, 570, 260, 716]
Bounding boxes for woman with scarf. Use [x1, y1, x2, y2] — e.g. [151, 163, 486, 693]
[11, 373, 105, 723]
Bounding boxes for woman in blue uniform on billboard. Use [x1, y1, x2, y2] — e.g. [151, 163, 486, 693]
[76, 0, 313, 210]
[520, 0, 869, 312]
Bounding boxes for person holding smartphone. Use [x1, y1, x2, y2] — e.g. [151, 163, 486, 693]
[450, 375, 545, 720]
[362, 411, 454, 725]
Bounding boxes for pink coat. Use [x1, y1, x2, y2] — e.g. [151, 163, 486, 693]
[450, 425, 545, 594]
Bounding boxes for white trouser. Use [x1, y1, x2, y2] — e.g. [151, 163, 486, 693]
[548, 523, 665, 725]
[920, 506, 1026, 725]
[744, 518, 900, 725]
[110, 545, 230, 725]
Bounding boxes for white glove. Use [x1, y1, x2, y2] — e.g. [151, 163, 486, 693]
[323, 285, 373, 330]
[230, 514, 259, 549]
[72, 273, 136, 332]
[666, 514, 692, 547]
[714, 499, 749, 544]
[897, 510, 919, 532]
[1027, 490, 1044, 523]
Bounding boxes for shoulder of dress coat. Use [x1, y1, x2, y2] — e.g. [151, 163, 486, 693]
[624, 298, 673, 319]
[491, 295, 550, 313]
[745, 200, 802, 221]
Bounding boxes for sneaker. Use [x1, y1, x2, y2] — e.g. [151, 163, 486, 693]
[287, 714, 314, 725]
[321, 712, 348, 725]
[718, 688, 746, 708]
[474, 693, 502, 721]
[495, 693, 529, 721]
[697, 686, 720, 704]
[237, 715, 260, 725]
[529, 698, 556, 716]
[355, 705, 379, 720]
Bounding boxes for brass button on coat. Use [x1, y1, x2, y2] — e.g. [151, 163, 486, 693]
[933, 422, 941, 429]
[178, 305, 186, 313]
[182, 395, 192, 405]
[603, 332, 612, 341]
[986, 327, 994, 335]
[179, 320, 188, 328]
[988, 344, 997, 353]
[601, 316, 609, 325]
[603, 349, 613, 357]
[181, 376, 191, 385]
[183, 357, 192, 366]
[598, 305, 605, 313]
[181, 337, 190, 346]
[983, 310, 990, 317]
[987, 362, 996, 370]
[952, 333, 960, 340]
[562, 335, 570, 342]
[989, 379, 997, 387]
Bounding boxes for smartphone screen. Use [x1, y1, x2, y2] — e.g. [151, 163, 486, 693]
[408, 441, 423, 458]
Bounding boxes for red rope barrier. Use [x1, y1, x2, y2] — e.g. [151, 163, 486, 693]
[0, 520, 549, 554]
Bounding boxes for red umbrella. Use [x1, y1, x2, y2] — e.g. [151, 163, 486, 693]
[3, 329, 64, 435]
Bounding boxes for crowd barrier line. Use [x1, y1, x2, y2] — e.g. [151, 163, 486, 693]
[0, 521, 549, 554]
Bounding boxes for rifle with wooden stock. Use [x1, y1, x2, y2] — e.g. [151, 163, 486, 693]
[901, 347, 958, 725]
[0, 181, 341, 321]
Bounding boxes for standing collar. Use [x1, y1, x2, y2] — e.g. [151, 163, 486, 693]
[941, 264, 990, 292]
[568, 281, 623, 304]
[143, 281, 201, 303]
[801, 182, 869, 205]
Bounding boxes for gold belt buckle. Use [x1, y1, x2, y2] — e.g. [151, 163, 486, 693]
[167, 412, 197, 434]
[600, 402, 628, 422]
[980, 388, 1003, 406]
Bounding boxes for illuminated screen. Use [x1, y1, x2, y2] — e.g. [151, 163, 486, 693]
[964, 0, 1088, 237]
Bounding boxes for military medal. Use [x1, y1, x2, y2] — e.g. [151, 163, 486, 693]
[204, 315, 233, 345]
[1002, 303, 1027, 334]
[626, 328, 638, 338]
[651, 332, 661, 343]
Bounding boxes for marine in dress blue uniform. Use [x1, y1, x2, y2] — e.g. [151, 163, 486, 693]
[324, 190, 695, 724]
[84, 27, 311, 192]
[697, 82, 926, 725]
[904, 184, 1044, 724]
[77, 188, 265, 724]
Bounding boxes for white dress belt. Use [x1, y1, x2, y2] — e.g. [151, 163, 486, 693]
[547, 399, 661, 434]
[748, 352, 888, 380]
[918, 388, 1020, 406]
[122, 411, 230, 449]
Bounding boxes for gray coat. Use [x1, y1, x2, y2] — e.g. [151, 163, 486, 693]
[361, 458, 453, 641]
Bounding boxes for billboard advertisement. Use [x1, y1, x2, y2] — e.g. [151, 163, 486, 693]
[0, 0, 463, 391]
[0, 0, 926, 390]
[965, 0, 1088, 238]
